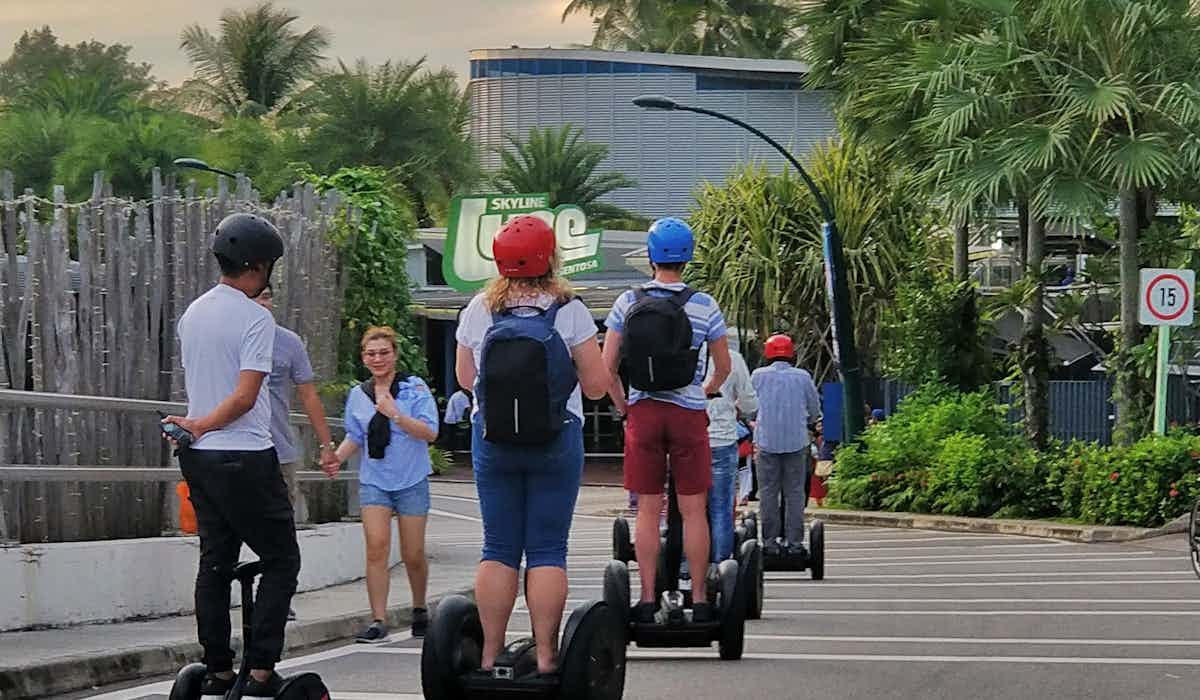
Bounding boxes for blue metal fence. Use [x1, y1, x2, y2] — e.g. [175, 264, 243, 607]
[832, 377, 1200, 445]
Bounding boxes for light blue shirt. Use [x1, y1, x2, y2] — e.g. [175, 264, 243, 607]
[443, 390, 472, 424]
[344, 377, 439, 491]
[605, 281, 727, 411]
[751, 361, 822, 454]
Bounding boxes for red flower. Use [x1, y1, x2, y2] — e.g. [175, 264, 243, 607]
[1170, 489, 1181, 498]
[1109, 471, 1120, 482]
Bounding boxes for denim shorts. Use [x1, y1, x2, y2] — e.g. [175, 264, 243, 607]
[472, 415, 584, 570]
[359, 478, 431, 516]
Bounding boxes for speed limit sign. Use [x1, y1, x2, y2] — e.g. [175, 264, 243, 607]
[1139, 268, 1195, 326]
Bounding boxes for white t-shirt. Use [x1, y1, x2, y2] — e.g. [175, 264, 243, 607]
[455, 291, 597, 421]
[178, 283, 276, 451]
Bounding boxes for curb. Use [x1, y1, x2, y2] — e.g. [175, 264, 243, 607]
[805, 508, 1162, 543]
[585, 506, 1180, 543]
[0, 586, 473, 700]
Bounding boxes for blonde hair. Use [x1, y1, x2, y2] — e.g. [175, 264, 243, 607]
[360, 325, 398, 351]
[483, 255, 574, 313]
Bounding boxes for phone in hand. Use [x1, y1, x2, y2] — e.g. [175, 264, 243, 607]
[158, 411, 194, 449]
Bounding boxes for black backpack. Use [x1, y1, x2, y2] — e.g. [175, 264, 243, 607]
[477, 302, 578, 445]
[621, 287, 698, 391]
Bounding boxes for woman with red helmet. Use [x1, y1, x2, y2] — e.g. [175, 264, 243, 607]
[453, 215, 611, 675]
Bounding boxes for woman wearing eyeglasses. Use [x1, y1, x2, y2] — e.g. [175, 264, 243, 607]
[331, 326, 439, 643]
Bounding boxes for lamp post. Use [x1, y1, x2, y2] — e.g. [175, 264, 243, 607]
[633, 94, 866, 442]
[172, 157, 237, 179]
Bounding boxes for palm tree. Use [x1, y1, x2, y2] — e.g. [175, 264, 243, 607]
[490, 124, 636, 222]
[292, 59, 478, 225]
[179, 2, 330, 117]
[562, 0, 802, 57]
[688, 140, 929, 381]
[1031, 0, 1200, 441]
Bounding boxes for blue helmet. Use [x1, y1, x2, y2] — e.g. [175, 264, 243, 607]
[646, 217, 694, 264]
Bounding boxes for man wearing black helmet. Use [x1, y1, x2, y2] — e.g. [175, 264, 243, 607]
[162, 212, 300, 700]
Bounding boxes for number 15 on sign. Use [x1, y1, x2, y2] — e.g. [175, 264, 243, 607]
[1139, 268, 1195, 435]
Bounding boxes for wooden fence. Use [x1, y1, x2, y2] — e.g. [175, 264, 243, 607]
[0, 169, 348, 543]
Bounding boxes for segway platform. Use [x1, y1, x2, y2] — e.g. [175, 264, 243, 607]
[169, 561, 330, 700]
[422, 594, 626, 700]
[741, 512, 826, 580]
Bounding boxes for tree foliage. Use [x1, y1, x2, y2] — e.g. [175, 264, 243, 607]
[687, 139, 934, 381]
[0, 26, 155, 102]
[179, 1, 330, 117]
[291, 58, 477, 225]
[563, 0, 804, 58]
[490, 124, 636, 222]
[300, 165, 425, 382]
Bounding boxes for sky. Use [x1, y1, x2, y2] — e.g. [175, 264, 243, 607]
[0, 1, 597, 84]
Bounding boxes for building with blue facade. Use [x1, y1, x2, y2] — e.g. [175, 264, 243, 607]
[468, 47, 837, 217]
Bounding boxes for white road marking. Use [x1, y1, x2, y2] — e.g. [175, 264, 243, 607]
[356, 645, 1200, 666]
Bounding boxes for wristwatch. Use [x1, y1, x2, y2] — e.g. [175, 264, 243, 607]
[320, 441, 336, 452]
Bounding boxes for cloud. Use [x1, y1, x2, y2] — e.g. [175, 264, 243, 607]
[0, 0, 596, 83]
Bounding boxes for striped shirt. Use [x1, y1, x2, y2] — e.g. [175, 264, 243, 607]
[606, 281, 727, 411]
[751, 361, 822, 454]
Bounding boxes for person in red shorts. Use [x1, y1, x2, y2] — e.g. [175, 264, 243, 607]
[603, 217, 731, 623]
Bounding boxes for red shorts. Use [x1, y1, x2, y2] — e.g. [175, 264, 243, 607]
[623, 400, 712, 496]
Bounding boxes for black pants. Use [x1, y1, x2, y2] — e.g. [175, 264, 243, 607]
[180, 447, 301, 672]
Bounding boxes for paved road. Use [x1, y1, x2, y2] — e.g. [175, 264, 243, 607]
[71, 484, 1200, 700]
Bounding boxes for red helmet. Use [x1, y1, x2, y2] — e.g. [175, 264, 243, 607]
[764, 334, 795, 361]
[493, 215, 556, 278]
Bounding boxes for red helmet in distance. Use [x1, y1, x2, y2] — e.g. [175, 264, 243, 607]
[764, 334, 795, 361]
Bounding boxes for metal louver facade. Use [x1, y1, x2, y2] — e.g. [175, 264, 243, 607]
[468, 48, 838, 218]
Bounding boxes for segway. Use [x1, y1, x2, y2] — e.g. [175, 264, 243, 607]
[603, 477, 748, 661]
[169, 561, 329, 700]
[421, 594, 626, 700]
[744, 491, 826, 580]
[617, 481, 762, 619]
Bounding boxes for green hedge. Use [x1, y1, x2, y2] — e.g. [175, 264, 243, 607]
[828, 384, 1200, 527]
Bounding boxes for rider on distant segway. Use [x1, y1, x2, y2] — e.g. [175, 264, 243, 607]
[750, 334, 822, 558]
[602, 217, 732, 622]
[702, 332, 757, 565]
[453, 215, 611, 676]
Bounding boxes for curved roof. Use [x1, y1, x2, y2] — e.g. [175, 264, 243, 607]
[468, 47, 810, 76]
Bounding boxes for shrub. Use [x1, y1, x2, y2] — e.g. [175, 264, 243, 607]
[829, 384, 1036, 517]
[1076, 432, 1200, 527]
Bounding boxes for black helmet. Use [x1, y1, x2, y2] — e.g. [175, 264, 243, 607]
[212, 213, 284, 268]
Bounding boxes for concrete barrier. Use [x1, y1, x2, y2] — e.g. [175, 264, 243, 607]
[0, 522, 393, 631]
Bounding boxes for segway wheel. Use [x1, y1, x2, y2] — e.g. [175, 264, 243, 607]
[612, 517, 634, 564]
[276, 673, 330, 700]
[733, 525, 747, 553]
[421, 594, 482, 700]
[745, 513, 759, 540]
[810, 519, 826, 581]
[168, 662, 207, 700]
[739, 539, 764, 620]
[560, 601, 627, 700]
[1190, 499, 1200, 580]
[603, 560, 631, 631]
[717, 559, 745, 660]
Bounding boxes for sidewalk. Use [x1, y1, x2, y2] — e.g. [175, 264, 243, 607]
[0, 536, 479, 700]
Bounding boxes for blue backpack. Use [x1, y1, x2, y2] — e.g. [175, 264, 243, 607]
[477, 301, 579, 445]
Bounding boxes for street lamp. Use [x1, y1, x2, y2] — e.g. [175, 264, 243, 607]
[172, 157, 237, 179]
[633, 93, 866, 442]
